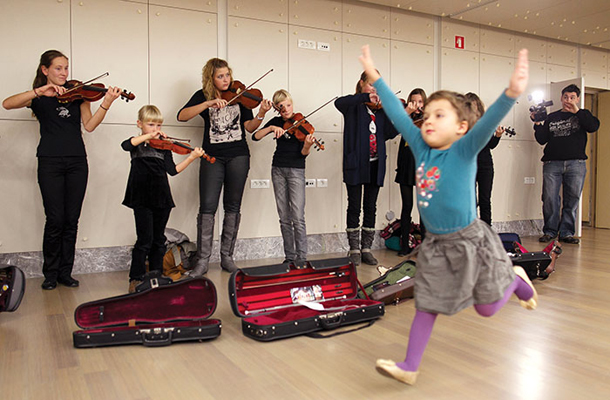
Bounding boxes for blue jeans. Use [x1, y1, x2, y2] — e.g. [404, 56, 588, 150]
[542, 160, 586, 238]
[272, 166, 307, 261]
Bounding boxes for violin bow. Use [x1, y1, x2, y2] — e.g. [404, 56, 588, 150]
[285, 96, 339, 133]
[61, 72, 109, 94]
[226, 68, 274, 106]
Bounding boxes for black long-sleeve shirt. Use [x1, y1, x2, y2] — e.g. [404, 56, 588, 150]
[534, 109, 600, 161]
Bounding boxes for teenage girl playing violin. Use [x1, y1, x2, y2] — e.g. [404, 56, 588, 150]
[122, 105, 204, 293]
[334, 70, 400, 266]
[177, 58, 273, 276]
[252, 89, 315, 264]
[2, 49, 122, 290]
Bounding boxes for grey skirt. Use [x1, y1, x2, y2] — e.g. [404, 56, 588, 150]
[415, 219, 515, 315]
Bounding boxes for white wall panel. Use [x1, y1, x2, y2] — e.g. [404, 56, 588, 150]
[547, 64, 577, 82]
[390, 42, 434, 99]
[343, 0, 390, 39]
[546, 42, 577, 67]
[514, 35, 546, 64]
[71, 0, 148, 125]
[441, 21, 479, 51]
[479, 54, 515, 127]
[581, 48, 608, 73]
[342, 34, 391, 94]
[0, 0, 71, 121]
[440, 48, 479, 94]
[289, 27, 342, 133]
[480, 28, 515, 57]
[288, 0, 342, 31]
[151, 0, 217, 12]
[150, 6, 217, 127]
[390, 10, 434, 45]
[228, 0, 287, 23]
[582, 69, 608, 90]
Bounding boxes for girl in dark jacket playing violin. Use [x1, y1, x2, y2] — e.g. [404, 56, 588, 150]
[335, 71, 399, 266]
[252, 90, 315, 263]
[177, 58, 273, 276]
[122, 105, 203, 293]
[2, 49, 121, 290]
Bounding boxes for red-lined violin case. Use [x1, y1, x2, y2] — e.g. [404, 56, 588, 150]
[73, 277, 220, 348]
[229, 257, 384, 341]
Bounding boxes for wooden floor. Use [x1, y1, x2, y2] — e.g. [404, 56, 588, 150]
[2, 227, 610, 400]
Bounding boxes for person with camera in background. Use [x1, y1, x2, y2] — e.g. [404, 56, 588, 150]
[533, 84, 600, 244]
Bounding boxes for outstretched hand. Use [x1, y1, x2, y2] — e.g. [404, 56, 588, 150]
[506, 49, 529, 98]
[358, 45, 381, 84]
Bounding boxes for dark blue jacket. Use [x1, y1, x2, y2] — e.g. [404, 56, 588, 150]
[335, 93, 399, 186]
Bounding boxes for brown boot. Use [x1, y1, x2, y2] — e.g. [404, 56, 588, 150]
[185, 214, 214, 277]
[220, 213, 241, 273]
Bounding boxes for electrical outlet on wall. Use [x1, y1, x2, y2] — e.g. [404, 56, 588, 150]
[316, 179, 328, 187]
[305, 179, 316, 188]
[250, 179, 270, 189]
[298, 39, 316, 50]
[524, 177, 535, 184]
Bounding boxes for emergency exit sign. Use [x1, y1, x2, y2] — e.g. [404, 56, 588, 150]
[455, 36, 465, 49]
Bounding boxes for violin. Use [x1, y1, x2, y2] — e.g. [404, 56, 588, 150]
[365, 90, 404, 111]
[503, 126, 516, 137]
[282, 113, 325, 151]
[220, 69, 273, 109]
[411, 108, 424, 128]
[57, 73, 135, 103]
[148, 138, 215, 164]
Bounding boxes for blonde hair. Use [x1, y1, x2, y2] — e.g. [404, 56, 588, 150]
[426, 90, 477, 133]
[272, 89, 292, 107]
[138, 105, 163, 124]
[201, 58, 233, 100]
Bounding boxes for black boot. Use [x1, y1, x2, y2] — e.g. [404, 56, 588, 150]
[186, 213, 214, 277]
[220, 213, 240, 273]
[361, 228, 378, 265]
[346, 227, 361, 266]
[397, 227, 412, 257]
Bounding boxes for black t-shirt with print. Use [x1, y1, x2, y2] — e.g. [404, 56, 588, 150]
[253, 116, 307, 169]
[178, 89, 252, 158]
[28, 96, 85, 157]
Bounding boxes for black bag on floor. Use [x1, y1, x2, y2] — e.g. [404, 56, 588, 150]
[0, 265, 26, 313]
[509, 252, 552, 281]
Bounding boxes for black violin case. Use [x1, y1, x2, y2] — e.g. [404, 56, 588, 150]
[228, 257, 384, 341]
[73, 277, 220, 348]
[0, 264, 26, 313]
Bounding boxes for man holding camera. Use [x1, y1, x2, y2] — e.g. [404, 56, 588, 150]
[533, 84, 600, 244]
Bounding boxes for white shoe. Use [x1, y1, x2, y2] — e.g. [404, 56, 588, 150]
[375, 359, 419, 385]
[513, 266, 538, 310]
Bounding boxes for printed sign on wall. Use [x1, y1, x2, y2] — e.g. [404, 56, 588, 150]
[455, 36, 465, 49]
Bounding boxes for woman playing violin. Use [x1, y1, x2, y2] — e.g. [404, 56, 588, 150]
[177, 57, 273, 276]
[122, 105, 204, 293]
[395, 88, 427, 256]
[2, 49, 121, 290]
[335, 70, 399, 266]
[252, 89, 315, 264]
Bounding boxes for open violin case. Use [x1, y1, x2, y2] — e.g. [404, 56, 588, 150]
[229, 257, 385, 341]
[0, 264, 26, 313]
[73, 277, 220, 348]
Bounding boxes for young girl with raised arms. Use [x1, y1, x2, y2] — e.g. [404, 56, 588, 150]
[122, 105, 204, 293]
[359, 45, 536, 385]
[252, 90, 315, 263]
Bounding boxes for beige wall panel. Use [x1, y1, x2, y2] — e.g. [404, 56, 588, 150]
[441, 21, 479, 52]
[81, 124, 206, 248]
[288, 0, 342, 31]
[547, 64, 577, 82]
[289, 27, 342, 133]
[342, 34, 391, 94]
[390, 41, 434, 98]
[71, 0, 148, 125]
[0, 0, 71, 121]
[390, 10, 434, 45]
[491, 140, 544, 222]
[440, 48, 479, 94]
[228, 17, 288, 114]
[581, 48, 607, 73]
[343, 1, 390, 39]
[514, 35, 546, 64]
[303, 132, 344, 234]
[479, 55, 515, 127]
[582, 70, 608, 90]
[228, 0, 287, 23]
[480, 28, 515, 57]
[0, 121, 45, 252]
[514, 60, 547, 143]
[150, 6, 217, 128]
[150, 0, 216, 11]
[546, 42, 577, 67]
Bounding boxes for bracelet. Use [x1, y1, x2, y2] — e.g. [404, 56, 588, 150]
[100, 104, 109, 111]
[33, 88, 39, 98]
[256, 115, 264, 121]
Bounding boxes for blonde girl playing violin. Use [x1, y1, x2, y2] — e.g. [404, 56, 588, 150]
[359, 45, 537, 385]
[122, 105, 203, 293]
[2, 49, 121, 290]
[252, 89, 315, 264]
[177, 58, 273, 276]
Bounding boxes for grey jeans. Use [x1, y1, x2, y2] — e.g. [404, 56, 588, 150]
[272, 166, 307, 261]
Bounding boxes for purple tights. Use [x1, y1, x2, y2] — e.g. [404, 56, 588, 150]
[396, 275, 534, 372]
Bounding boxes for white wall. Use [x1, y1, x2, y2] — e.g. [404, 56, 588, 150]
[2, 0, 610, 254]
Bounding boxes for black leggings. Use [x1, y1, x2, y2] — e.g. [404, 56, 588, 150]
[476, 165, 494, 225]
[199, 155, 250, 214]
[130, 206, 171, 280]
[37, 156, 88, 281]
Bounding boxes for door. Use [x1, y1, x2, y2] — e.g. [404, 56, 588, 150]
[595, 91, 610, 228]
